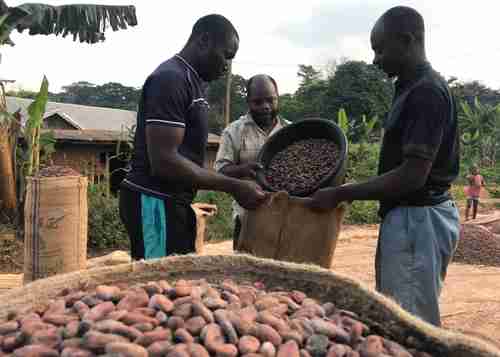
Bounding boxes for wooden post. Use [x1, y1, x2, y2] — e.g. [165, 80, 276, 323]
[91, 157, 96, 185]
[224, 61, 232, 128]
[105, 153, 110, 199]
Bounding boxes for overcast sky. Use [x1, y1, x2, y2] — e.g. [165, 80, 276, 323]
[2, 0, 500, 95]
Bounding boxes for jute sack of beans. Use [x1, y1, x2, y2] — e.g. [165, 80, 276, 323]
[0, 254, 498, 357]
[238, 191, 346, 268]
[23, 173, 88, 283]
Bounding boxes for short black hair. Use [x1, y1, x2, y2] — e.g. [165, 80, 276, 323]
[190, 14, 239, 45]
[381, 6, 425, 42]
[246, 74, 278, 98]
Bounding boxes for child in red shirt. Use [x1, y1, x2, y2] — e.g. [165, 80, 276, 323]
[466, 165, 486, 220]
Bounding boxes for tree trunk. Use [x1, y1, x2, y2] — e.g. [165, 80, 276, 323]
[0, 84, 17, 222]
[0, 130, 17, 221]
[224, 62, 232, 128]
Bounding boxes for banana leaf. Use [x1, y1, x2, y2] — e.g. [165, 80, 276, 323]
[337, 108, 350, 137]
[25, 75, 48, 176]
[1, 3, 137, 45]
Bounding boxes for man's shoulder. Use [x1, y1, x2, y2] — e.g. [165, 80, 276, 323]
[146, 58, 187, 85]
[414, 70, 451, 101]
[223, 114, 251, 133]
[402, 78, 450, 116]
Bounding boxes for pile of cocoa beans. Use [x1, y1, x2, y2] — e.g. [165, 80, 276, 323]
[37, 166, 81, 177]
[266, 138, 339, 196]
[454, 224, 500, 267]
[0, 279, 433, 357]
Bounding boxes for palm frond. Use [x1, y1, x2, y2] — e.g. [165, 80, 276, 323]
[14, 3, 137, 44]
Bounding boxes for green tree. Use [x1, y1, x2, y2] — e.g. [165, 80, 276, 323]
[6, 88, 38, 99]
[297, 65, 322, 87]
[326, 60, 393, 141]
[449, 78, 500, 107]
[51, 81, 140, 110]
[58, 81, 98, 105]
[459, 98, 500, 168]
[278, 93, 304, 122]
[295, 65, 328, 118]
[94, 82, 140, 110]
[206, 73, 247, 134]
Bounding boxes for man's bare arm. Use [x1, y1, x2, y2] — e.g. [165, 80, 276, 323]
[146, 125, 267, 209]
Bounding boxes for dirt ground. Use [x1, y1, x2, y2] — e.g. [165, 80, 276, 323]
[1, 203, 498, 346]
[202, 219, 500, 347]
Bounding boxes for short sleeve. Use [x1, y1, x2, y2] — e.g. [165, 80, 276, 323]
[402, 85, 449, 161]
[214, 128, 237, 172]
[142, 71, 189, 128]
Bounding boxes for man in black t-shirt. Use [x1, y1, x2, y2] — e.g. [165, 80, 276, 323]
[119, 14, 267, 261]
[306, 7, 460, 326]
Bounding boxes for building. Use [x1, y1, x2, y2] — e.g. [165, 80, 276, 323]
[6, 97, 220, 191]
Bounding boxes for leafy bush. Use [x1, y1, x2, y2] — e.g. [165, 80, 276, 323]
[480, 165, 500, 185]
[450, 185, 466, 201]
[489, 186, 500, 199]
[346, 143, 379, 183]
[340, 142, 380, 225]
[194, 190, 234, 242]
[344, 200, 379, 225]
[88, 184, 129, 250]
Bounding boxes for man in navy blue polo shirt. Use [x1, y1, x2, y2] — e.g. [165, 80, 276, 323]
[306, 6, 460, 326]
[120, 14, 267, 261]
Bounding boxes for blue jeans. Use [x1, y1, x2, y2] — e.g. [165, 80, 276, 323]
[375, 200, 460, 326]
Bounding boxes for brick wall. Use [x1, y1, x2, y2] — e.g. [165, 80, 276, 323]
[50, 142, 218, 187]
[50, 144, 115, 181]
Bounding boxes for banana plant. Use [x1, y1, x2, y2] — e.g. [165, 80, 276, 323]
[24, 75, 49, 176]
[459, 97, 500, 166]
[358, 114, 378, 142]
[337, 108, 350, 136]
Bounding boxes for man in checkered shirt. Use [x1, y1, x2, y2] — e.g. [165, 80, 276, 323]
[215, 74, 290, 249]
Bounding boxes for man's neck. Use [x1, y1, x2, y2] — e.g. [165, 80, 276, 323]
[178, 46, 201, 75]
[397, 54, 428, 83]
[255, 116, 277, 134]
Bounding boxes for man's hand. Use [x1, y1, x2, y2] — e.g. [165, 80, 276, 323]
[239, 162, 263, 179]
[221, 162, 263, 179]
[305, 187, 344, 212]
[232, 180, 268, 210]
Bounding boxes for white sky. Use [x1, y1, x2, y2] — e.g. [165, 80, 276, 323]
[2, 0, 500, 95]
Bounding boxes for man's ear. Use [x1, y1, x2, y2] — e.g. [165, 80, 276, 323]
[399, 31, 416, 47]
[198, 32, 211, 51]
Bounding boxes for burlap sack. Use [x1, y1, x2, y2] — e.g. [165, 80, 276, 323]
[0, 254, 498, 357]
[238, 191, 346, 268]
[191, 203, 217, 254]
[86, 250, 131, 270]
[23, 175, 88, 283]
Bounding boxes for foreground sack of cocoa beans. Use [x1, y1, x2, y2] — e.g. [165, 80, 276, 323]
[0, 278, 432, 357]
[0, 255, 498, 357]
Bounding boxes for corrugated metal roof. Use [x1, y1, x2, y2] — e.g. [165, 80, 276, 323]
[48, 129, 220, 145]
[7, 97, 220, 145]
[46, 129, 124, 143]
[6, 96, 136, 131]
